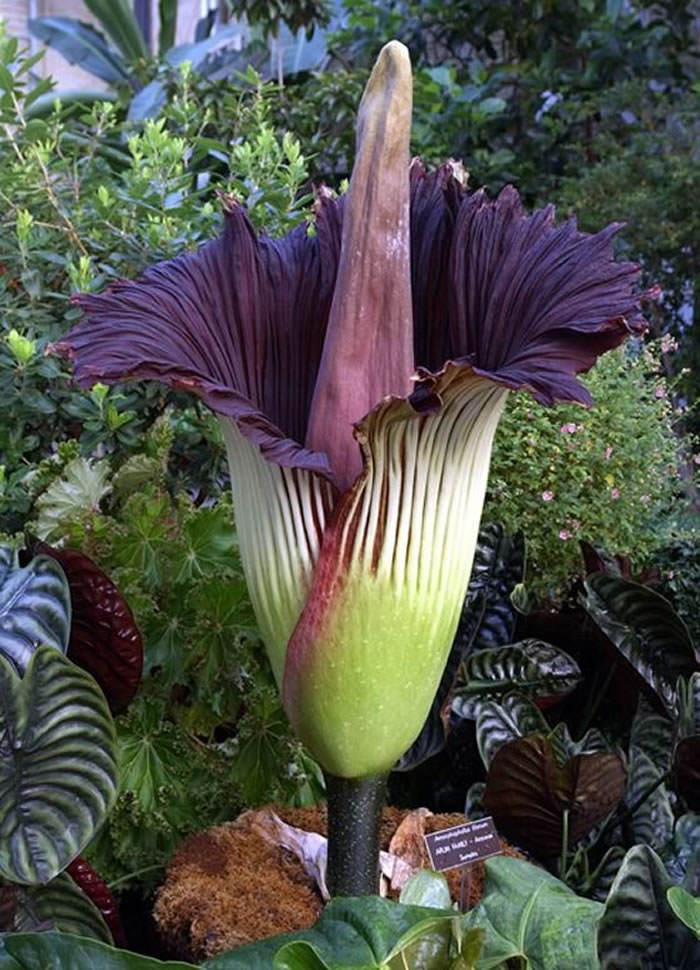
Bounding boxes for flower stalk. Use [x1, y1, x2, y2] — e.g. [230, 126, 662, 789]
[324, 771, 388, 896]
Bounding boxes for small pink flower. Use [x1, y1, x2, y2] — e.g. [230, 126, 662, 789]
[560, 422, 578, 434]
[559, 529, 571, 540]
[611, 487, 620, 500]
[694, 454, 700, 466]
[654, 385, 666, 399]
[660, 334, 678, 354]
[604, 445, 613, 460]
[541, 490, 553, 501]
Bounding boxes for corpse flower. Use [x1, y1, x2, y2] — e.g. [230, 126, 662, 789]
[53, 42, 645, 894]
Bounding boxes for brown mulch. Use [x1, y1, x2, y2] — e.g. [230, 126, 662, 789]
[154, 805, 521, 962]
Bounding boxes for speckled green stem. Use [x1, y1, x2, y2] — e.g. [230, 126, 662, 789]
[324, 771, 388, 897]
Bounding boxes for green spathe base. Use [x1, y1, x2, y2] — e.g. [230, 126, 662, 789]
[324, 771, 388, 897]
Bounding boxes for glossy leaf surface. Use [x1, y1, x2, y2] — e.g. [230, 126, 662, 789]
[0, 546, 70, 674]
[33, 542, 143, 713]
[0, 931, 196, 968]
[583, 574, 698, 716]
[453, 639, 581, 719]
[0, 645, 118, 885]
[667, 886, 700, 938]
[483, 733, 625, 854]
[598, 845, 700, 968]
[0, 872, 111, 942]
[626, 748, 673, 851]
[463, 855, 602, 969]
[475, 690, 548, 768]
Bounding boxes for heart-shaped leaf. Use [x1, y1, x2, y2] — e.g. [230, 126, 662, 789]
[598, 845, 700, 968]
[0, 546, 70, 674]
[453, 640, 581, 719]
[32, 542, 143, 713]
[463, 855, 602, 969]
[0, 644, 118, 884]
[667, 886, 700, 938]
[204, 897, 454, 969]
[583, 574, 698, 716]
[0, 872, 112, 942]
[0, 930, 197, 968]
[475, 691, 549, 768]
[483, 734, 626, 854]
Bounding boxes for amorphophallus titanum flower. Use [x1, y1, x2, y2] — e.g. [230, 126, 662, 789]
[52, 41, 647, 895]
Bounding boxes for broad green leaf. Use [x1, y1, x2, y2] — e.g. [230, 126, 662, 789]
[158, 0, 177, 56]
[0, 646, 118, 885]
[453, 640, 581, 718]
[598, 845, 700, 968]
[205, 897, 454, 969]
[463, 856, 602, 969]
[84, 0, 148, 62]
[176, 505, 239, 582]
[0, 930, 196, 968]
[34, 458, 111, 541]
[475, 691, 548, 768]
[0, 546, 70, 673]
[583, 574, 697, 716]
[27, 17, 130, 85]
[667, 886, 700, 938]
[0, 872, 111, 942]
[399, 870, 452, 910]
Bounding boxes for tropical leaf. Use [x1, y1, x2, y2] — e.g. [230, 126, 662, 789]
[626, 748, 674, 850]
[662, 813, 700, 889]
[667, 886, 700, 938]
[463, 855, 602, 969]
[0, 872, 111, 942]
[452, 640, 581, 719]
[0, 931, 196, 968]
[0, 645, 118, 885]
[675, 674, 700, 809]
[483, 734, 626, 855]
[583, 574, 698, 716]
[547, 722, 611, 768]
[28, 17, 130, 85]
[83, 0, 148, 63]
[31, 542, 143, 713]
[598, 845, 700, 968]
[0, 546, 70, 674]
[629, 694, 673, 774]
[158, 0, 178, 56]
[398, 870, 452, 910]
[34, 457, 112, 542]
[677, 673, 700, 738]
[475, 691, 548, 768]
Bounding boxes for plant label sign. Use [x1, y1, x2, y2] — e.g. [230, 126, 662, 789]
[423, 816, 502, 872]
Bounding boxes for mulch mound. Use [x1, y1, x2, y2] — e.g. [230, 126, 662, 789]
[154, 804, 520, 962]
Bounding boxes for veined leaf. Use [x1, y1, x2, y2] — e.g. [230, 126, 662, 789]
[598, 845, 700, 968]
[0, 646, 118, 885]
[0, 930, 197, 967]
[34, 457, 111, 542]
[475, 691, 548, 768]
[0, 545, 70, 673]
[0, 872, 112, 942]
[662, 813, 700, 889]
[629, 694, 673, 774]
[583, 574, 698, 716]
[463, 855, 602, 969]
[547, 722, 611, 768]
[452, 639, 581, 719]
[83, 0, 148, 63]
[626, 748, 673, 851]
[667, 886, 700, 938]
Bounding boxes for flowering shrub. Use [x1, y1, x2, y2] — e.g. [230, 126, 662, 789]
[485, 341, 689, 601]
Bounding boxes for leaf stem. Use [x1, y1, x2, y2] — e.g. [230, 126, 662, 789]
[560, 808, 570, 880]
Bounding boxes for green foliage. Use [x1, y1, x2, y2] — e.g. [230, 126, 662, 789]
[484, 345, 686, 601]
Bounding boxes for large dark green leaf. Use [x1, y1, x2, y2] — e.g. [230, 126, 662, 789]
[158, 0, 178, 56]
[463, 855, 602, 969]
[626, 748, 674, 850]
[629, 695, 674, 773]
[547, 722, 611, 768]
[453, 640, 581, 719]
[675, 674, 700, 809]
[598, 844, 700, 968]
[0, 546, 70, 674]
[483, 733, 626, 854]
[475, 691, 548, 768]
[204, 897, 454, 970]
[0, 645, 118, 885]
[84, 0, 148, 62]
[583, 574, 698, 716]
[0, 872, 111, 942]
[28, 18, 130, 85]
[0, 931, 196, 968]
[662, 813, 700, 890]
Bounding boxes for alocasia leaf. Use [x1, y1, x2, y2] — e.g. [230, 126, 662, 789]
[598, 844, 700, 968]
[0, 872, 112, 942]
[583, 574, 698, 716]
[452, 639, 581, 719]
[662, 813, 700, 888]
[475, 690, 549, 768]
[30, 542, 143, 713]
[629, 694, 673, 774]
[0, 645, 118, 884]
[462, 855, 602, 969]
[626, 748, 673, 850]
[674, 673, 700, 810]
[547, 722, 611, 768]
[0, 545, 70, 674]
[483, 733, 626, 854]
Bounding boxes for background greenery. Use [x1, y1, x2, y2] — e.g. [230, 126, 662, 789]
[0, 0, 697, 892]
